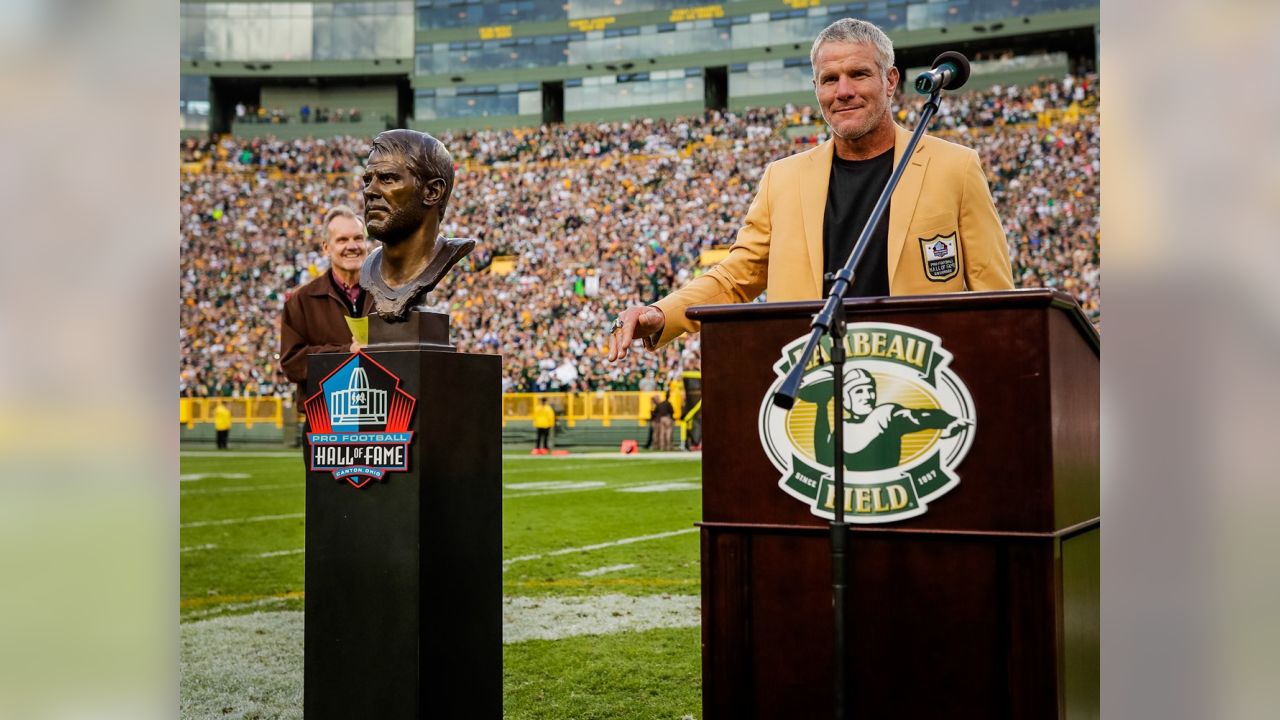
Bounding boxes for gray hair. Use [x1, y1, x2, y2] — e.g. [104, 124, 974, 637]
[369, 129, 455, 223]
[810, 18, 895, 77]
[322, 204, 364, 233]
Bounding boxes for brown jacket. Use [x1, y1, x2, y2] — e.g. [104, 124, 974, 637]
[279, 270, 373, 408]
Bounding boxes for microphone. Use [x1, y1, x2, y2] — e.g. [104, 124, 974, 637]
[913, 51, 971, 94]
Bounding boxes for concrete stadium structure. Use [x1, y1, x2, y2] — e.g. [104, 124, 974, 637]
[180, 0, 1098, 138]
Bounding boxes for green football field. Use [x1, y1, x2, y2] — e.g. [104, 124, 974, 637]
[180, 449, 704, 719]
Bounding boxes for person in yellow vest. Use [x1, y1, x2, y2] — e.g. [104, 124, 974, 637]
[214, 402, 232, 450]
[532, 398, 556, 454]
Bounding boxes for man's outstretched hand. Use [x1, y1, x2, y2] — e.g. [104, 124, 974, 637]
[607, 306, 665, 362]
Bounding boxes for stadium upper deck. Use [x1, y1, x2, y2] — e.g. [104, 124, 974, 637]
[181, 0, 1097, 136]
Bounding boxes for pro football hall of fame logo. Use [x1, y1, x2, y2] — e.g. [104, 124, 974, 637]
[304, 352, 417, 488]
[758, 322, 976, 523]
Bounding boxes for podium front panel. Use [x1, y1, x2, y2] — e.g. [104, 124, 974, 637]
[690, 290, 1099, 720]
[694, 292, 1098, 534]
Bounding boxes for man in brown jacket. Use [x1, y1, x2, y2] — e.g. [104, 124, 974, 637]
[280, 205, 374, 411]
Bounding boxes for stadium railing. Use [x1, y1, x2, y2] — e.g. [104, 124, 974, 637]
[180, 397, 285, 429]
[502, 391, 665, 428]
[179, 391, 677, 430]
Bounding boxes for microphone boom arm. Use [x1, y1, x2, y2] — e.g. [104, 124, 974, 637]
[772, 88, 942, 410]
[771, 85, 945, 720]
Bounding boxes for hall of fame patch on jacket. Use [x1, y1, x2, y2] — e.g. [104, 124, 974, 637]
[919, 232, 960, 282]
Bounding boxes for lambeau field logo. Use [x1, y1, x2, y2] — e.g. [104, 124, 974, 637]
[758, 322, 975, 523]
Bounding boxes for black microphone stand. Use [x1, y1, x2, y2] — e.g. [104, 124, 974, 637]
[771, 88, 944, 720]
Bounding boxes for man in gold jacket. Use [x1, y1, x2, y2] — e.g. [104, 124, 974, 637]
[609, 18, 1014, 360]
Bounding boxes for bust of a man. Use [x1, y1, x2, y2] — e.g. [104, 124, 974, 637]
[358, 129, 475, 320]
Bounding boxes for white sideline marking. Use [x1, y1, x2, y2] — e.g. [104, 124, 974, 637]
[505, 480, 606, 491]
[503, 458, 694, 475]
[183, 596, 292, 620]
[504, 451, 700, 461]
[257, 548, 304, 558]
[504, 476, 699, 499]
[181, 512, 305, 529]
[180, 451, 298, 458]
[180, 472, 251, 482]
[578, 563, 637, 577]
[617, 482, 701, 493]
[178, 450, 701, 460]
[504, 527, 697, 567]
[181, 544, 218, 553]
[182, 483, 297, 496]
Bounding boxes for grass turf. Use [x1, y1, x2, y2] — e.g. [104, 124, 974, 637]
[180, 450, 704, 718]
[504, 626, 701, 720]
[181, 611, 700, 720]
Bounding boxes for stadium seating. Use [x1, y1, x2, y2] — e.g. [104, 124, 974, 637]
[179, 75, 1099, 400]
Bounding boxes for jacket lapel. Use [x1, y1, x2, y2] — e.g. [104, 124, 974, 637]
[887, 124, 929, 285]
[801, 140, 834, 295]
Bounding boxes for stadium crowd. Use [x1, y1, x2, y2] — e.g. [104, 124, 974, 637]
[179, 74, 1099, 399]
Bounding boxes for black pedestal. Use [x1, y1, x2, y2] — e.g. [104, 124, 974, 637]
[304, 311, 502, 718]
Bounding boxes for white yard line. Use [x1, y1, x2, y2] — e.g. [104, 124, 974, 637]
[257, 548, 305, 558]
[502, 458, 692, 475]
[501, 450, 701, 468]
[617, 482, 701, 493]
[182, 483, 298, 496]
[183, 597, 293, 621]
[180, 450, 699, 461]
[242, 528, 697, 566]
[180, 451, 299, 458]
[578, 563, 637, 577]
[503, 527, 697, 567]
[180, 544, 219, 553]
[504, 451, 700, 461]
[181, 513, 305, 529]
[180, 473, 251, 482]
[505, 480, 607, 491]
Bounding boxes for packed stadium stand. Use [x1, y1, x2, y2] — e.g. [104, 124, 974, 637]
[179, 0, 1098, 450]
[180, 75, 1099, 403]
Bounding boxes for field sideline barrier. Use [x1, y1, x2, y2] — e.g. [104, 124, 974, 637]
[501, 390, 682, 429]
[181, 389, 695, 435]
[180, 397, 284, 429]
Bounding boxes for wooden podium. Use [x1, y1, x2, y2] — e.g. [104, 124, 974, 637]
[303, 314, 502, 719]
[688, 289, 1098, 719]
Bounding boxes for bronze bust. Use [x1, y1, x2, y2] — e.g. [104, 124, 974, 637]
[359, 129, 475, 320]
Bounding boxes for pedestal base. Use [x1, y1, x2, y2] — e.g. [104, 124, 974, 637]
[303, 347, 502, 719]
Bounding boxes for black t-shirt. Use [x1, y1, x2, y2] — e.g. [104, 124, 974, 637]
[822, 147, 894, 297]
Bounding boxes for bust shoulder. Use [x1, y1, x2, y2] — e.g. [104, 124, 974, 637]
[359, 237, 476, 319]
